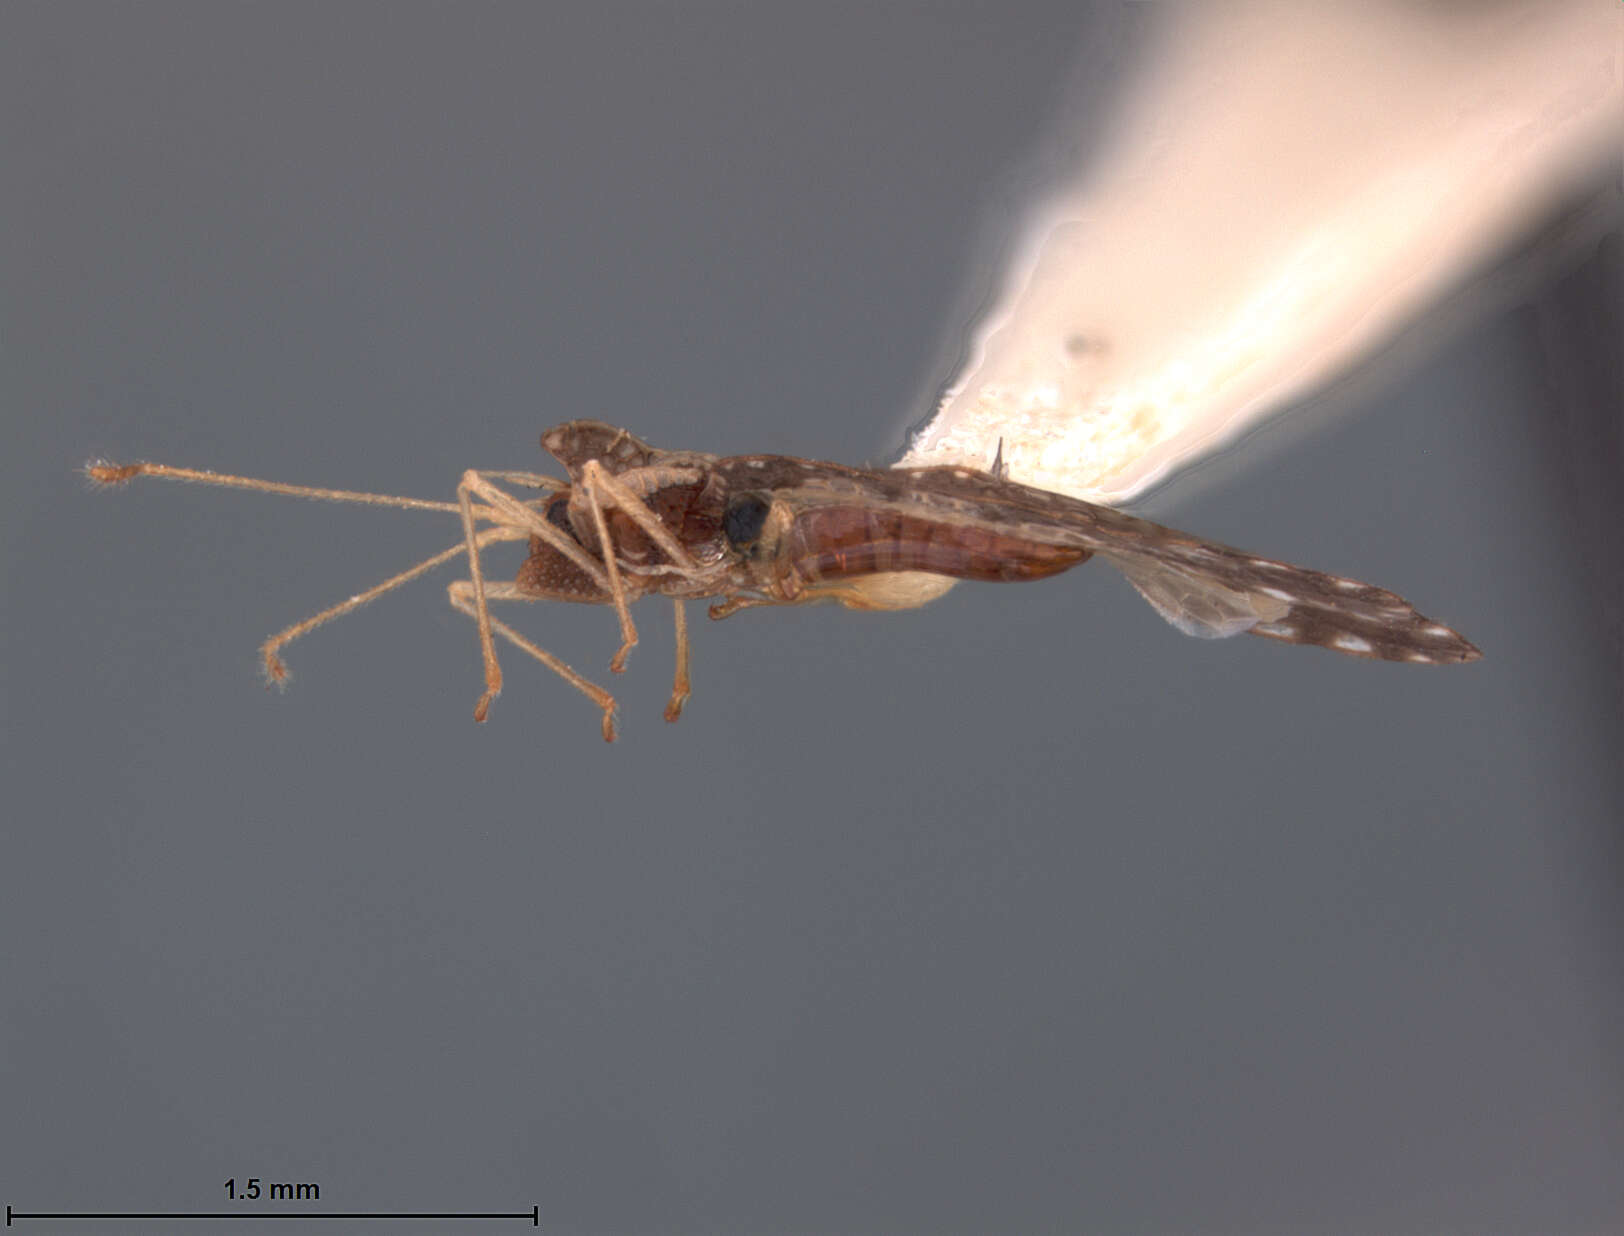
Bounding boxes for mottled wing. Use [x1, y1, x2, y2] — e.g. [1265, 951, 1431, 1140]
[1098, 549, 1288, 640]
[1094, 541, 1480, 663]
[725, 458, 1479, 663]
[988, 485, 1482, 664]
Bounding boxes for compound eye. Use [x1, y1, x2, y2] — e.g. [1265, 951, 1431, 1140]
[544, 495, 575, 533]
[723, 493, 771, 550]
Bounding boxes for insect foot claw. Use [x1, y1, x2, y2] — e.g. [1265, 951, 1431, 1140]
[707, 595, 761, 620]
[473, 691, 496, 723]
[260, 651, 291, 689]
[600, 706, 619, 742]
[663, 693, 688, 723]
[84, 459, 144, 486]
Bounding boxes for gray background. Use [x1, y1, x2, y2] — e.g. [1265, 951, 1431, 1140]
[4, 4, 1620, 1234]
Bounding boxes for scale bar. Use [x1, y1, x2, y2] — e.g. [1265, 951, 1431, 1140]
[7, 1206, 539, 1225]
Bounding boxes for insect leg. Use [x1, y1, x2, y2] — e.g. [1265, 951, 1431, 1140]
[459, 472, 614, 586]
[706, 586, 895, 620]
[459, 477, 503, 721]
[707, 594, 779, 620]
[447, 580, 619, 742]
[457, 470, 615, 721]
[575, 459, 710, 675]
[664, 599, 690, 722]
[261, 527, 526, 685]
[573, 461, 641, 674]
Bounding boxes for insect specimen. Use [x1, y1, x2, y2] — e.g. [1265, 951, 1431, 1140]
[88, 420, 1479, 740]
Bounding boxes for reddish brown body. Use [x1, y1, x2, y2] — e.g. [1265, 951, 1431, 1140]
[522, 422, 1480, 665]
[773, 503, 1089, 595]
[88, 417, 1480, 742]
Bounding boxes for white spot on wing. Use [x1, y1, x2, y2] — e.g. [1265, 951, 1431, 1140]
[1332, 633, 1374, 653]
